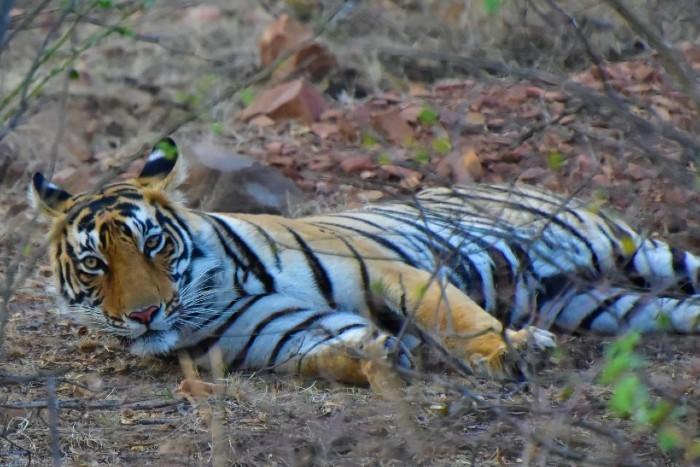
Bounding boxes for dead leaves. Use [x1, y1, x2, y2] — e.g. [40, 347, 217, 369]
[241, 78, 325, 124]
[259, 14, 337, 82]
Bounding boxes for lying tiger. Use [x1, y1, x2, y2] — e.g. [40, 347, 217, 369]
[31, 139, 700, 387]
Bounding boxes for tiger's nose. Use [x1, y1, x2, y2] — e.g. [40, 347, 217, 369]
[129, 305, 159, 324]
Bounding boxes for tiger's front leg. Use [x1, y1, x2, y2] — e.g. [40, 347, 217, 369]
[369, 262, 556, 378]
[184, 293, 412, 391]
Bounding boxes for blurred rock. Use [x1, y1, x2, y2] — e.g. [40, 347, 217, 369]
[182, 142, 304, 214]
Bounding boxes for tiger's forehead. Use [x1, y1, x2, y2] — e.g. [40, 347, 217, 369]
[64, 183, 158, 241]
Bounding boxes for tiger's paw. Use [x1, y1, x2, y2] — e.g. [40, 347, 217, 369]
[462, 326, 556, 380]
[512, 326, 557, 352]
[359, 333, 413, 397]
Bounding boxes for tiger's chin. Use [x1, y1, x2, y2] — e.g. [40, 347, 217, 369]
[128, 329, 180, 356]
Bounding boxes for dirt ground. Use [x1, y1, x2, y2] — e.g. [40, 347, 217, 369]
[2, 1, 700, 465]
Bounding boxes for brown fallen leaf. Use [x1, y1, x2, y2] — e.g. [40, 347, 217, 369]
[310, 122, 339, 139]
[340, 154, 375, 173]
[259, 14, 311, 66]
[357, 190, 384, 202]
[260, 14, 336, 82]
[399, 104, 423, 123]
[372, 110, 415, 146]
[457, 148, 483, 182]
[249, 115, 276, 128]
[518, 167, 549, 182]
[241, 79, 325, 124]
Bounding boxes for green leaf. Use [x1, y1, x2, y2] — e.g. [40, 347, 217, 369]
[607, 331, 641, 358]
[687, 439, 700, 461]
[239, 88, 255, 106]
[22, 243, 32, 257]
[609, 374, 645, 417]
[431, 137, 451, 155]
[655, 313, 672, 331]
[646, 400, 674, 427]
[657, 427, 681, 452]
[67, 69, 80, 80]
[414, 147, 430, 166]
[210, 122, 224, 136]
[483, 0, 502, 14]
[377, 153, 391, 166]
[114, 26, 135, 38]
[417, 106, 439, 126]
[361, 133, 378, 149]
[559, 385, 574, 401]
[547, 151, 567, 171]
[98, 0, 113, 8]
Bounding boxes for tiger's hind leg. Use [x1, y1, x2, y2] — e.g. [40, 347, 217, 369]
[267, 309, 415, 392]
[369, 262, 556, 379]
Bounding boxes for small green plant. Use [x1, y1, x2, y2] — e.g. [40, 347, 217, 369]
[361, 133, 379, 149]
[417, 106, 439, 126]
[431, 137, 451, 155]
[377, 153, 392, 166]
[546, 150, 567, 171]
[239, 87, 255, 107]
[414, 147, 430, 165]
[599, 332, 695, 457]
[483, 0, 502, 14]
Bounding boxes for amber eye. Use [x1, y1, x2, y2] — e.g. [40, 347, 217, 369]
[81, 256, 102, 271]
[144, 233, 163, 254]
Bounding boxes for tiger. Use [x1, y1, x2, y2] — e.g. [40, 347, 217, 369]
[30, 138, 700, 387]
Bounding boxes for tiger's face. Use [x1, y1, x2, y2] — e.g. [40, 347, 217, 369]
[31, 139, 199, 354]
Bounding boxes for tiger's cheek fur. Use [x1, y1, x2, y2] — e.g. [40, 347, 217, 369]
[99, 235, 174, 320]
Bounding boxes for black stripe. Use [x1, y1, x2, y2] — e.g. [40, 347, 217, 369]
[207, 223, 244, 291]
[670, 247, 695, 294]
[266, 312, 331, 367]
[243, 220, 282, 271]
[210, 216, 275, 293]
[335, 236, 372, 310]
[579, 292, 625, 331]
[438, 192, 603, 274]
[314, 220, 418, 267]
[187, 294, 267, 358]
[229, 306, 307, 369]
[286, 227, 336, 308]
[360, 208, 483, 304]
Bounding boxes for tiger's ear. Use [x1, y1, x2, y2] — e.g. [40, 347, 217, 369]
[135, 137, 183, 190]
[29, 172, 73, 218]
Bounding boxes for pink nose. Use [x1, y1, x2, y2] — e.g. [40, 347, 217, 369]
[129, 305, 159, 324]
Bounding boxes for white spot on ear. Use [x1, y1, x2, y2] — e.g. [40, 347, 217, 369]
[147, 149, 165, 163]
[47, 182, 60, 190]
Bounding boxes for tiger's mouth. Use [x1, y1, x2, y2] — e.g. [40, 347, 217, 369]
[128, 328, 180, 356]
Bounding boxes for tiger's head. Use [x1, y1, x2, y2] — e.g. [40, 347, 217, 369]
[31, 139, 211, 355]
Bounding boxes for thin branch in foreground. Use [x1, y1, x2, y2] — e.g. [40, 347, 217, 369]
[46, 376, 61, 467]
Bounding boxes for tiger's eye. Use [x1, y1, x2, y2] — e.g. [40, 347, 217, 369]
[145, 234, 161, 250]
[82, 256, 100, 270]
